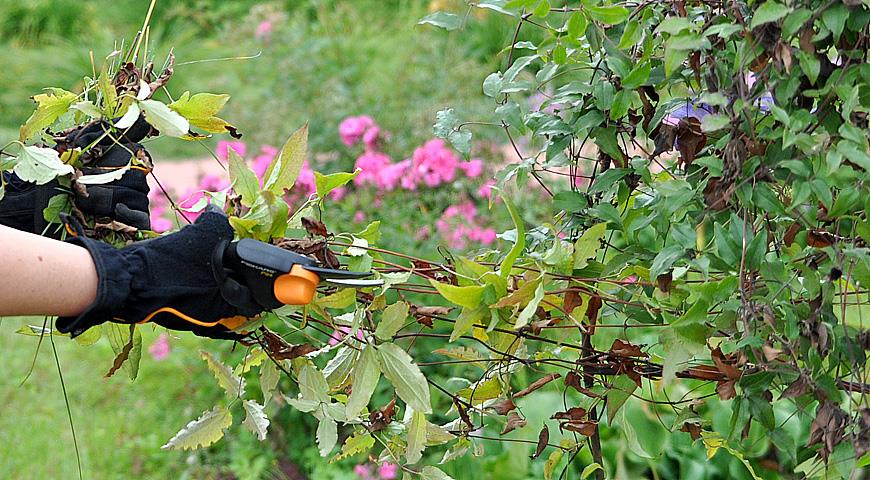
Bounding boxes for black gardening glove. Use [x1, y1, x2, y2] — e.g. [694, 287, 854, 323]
[0, 173, 66, 237]
[67, 116, 153, 230]
[56, 208, 264, 340]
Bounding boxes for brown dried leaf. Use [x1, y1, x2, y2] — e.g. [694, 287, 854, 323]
[807, 401, 847, 461]
[586, 295, 602, 335]
[656, 272, 673, 293]
[454, 398, 474, 430]
[781, 375, 810, 399]
[500, 412, 527, 435]
[609, 339, 649, 358]
[532, 425, 549, 459]
[716, 379, 737, 400]
[710, 347, 742, 380]
[563, 290, 582, 314]
[762, 343, 783, 362]
[513, 373, 561, 399]
[551, 407, 587, 422]
[680, 422, 703, 440]
[676, 117, 707, 168]
[783, 223, 801, 247]
[369, 397, 397, 433]
[490, 398, 517, 416]
[302, 217, 329, 237]
[560, 420, 598, 436]
[260, 327, 316, 360]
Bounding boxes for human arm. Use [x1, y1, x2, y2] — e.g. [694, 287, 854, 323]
[0, 223, 97, 317]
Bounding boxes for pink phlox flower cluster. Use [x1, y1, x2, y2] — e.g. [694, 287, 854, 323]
[353, 462, 398, 480]
[252, 145, 279, 182]
[476, 179, 496, 200]
[459, 158, 484, 178]
[340, 115, 381, 150]
[410, 139, 459, 188]
[148, 333, 171, 361]
[255, 20, 273, 39]
[353, 151, 396, 189]
[215, 140, 247, 162]
[436, 201, 497, 249]
[148, 189, 173, 233]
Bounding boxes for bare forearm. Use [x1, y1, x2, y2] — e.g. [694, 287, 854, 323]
[0, 225, 97, 317]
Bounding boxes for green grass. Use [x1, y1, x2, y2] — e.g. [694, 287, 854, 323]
[0, 317, 231, 479]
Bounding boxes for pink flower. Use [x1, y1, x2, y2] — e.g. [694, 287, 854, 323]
[255, 20, 273, 39]
[339, 116, 378, 147]
[459, 159, 484, 178]
[410, 139, 459, 188]
[469, 227, 497, 245]
[353, 151, 393, 189]
[476, 179, 495, 200]
[215, 140, 247, 161]
[353, 211, 366, 223]
[436, 201, 497, 249]
[378, 463, 398, 479]
[354, 464, 373, 480]
[329, 326, 364, 346]
[252, 145, 279, 181]
[330, 186, 348, 201]
[148, 333, 171, 361]
[151, 216, 173, 233]
[362, 125, 381, 150]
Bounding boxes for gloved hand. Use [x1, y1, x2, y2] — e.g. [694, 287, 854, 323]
[56, 208, 263, 340]
[66, 116, 153, 230]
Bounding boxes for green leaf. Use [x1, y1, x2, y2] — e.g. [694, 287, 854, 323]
[567, 12, 588, 40]
[264, 123, 308, 195]
[618, 20, 642, 49]
[73, 325, 101, 346]
[607, 375, 638, 424]
[260, 358, 280, 405]
[581, 463, 603, 480]
[430, 280, 486, 309]
[316, 416, 338, 457]
[701, 114, 731, 132]
[406, 409, 427, 463]
[201, 351, 246, 398]
[418, 11, 462, 30]
[750, 2, 790, 29]
[317, 288, 357, 310]
[19, 88, 77, 142]
[228, 148, 259, 207]
[346, 344, 381, 418]
[650, 245, 685, 279]
[314, 170, 359, 199]
[242, 400, 269, 441]
[621, 62, 651, 90]
[515, 280, 545, 329]
[586, 5, 629, 25]
[161, 406, 233, 451]
[592, 127, 624, 162]
[106, 323, 142, 381]
[451, 306, 485, 342]
[139, 99, 190, 137]
[376, 301, 409, 340]
[42, 194, 70, 224]
[822, 4, 849, 40]
[500, 194, 526, 279]
[331, 431, 376, 463]
[13, 146, 74, 185]
[533, 0, 550, 18]
[797, 52, 821, 85]
[323, 345, 357, 389]
[168, 91, 236, 134]
[574, 223, 607, 269]
[299, 364, 330, 404]
[610, 90, 632, 120]
[378, 343, 432, 414]
[421, 466, 456, 480]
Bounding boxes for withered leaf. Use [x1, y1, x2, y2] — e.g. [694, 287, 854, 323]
[675, 117, 707, 168]
[490, 398, 517, 416]
[609, 339, 649, 358]
[710, 347, 742, 380]
[301, 217, 329, 237]
[783, 223, 801, 247]
[656, 272, 673, 293]
[781, 375, 810, 399]
[563, 290, 582, 314]
[680, 422, 703, 440]
[560, 420, 598, 436]
[807, 401, 847, 461]
[531, 425, 549, 459]
[551, 407, 587, 422]
[500, 412, 527, 435]
[260, 327, 316, 360]
[513, 373, 561, 399]
[454, 398, 474, 430]
[716, 379, 737, 400]
[369, 397, 397, 432]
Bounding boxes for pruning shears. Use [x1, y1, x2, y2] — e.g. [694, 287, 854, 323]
[214, 238, 382, 310]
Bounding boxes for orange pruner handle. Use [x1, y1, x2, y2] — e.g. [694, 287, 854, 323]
[273, 265, 321, 305]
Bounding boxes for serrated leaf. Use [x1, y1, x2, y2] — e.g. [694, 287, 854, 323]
[227, 148, 259, 207]
[317, 416, 338, 457]
[264, 123, 308, 194]
[346, 344, 382, 418]
[242, 400, 270, 441]
[13, 146, 74, 185]
[429, 280, 485, 309]
[20, 88, 77, 142]
[378, 343, 432, 414]
[421, 466, 456, 480]
[168, 91, 236, 134]
[285, 395, 320, 412]
[161, 406, 232, 451]
[140, 99, 189, 137]
[331, 431, 375, 463]
[299, 364, 330, 403]
[406, 409, 427, 463]
[314, 170, 358, 199]
[260, 358, 280, 405]
[376, 301, 409, 340]
[202, 351, 246, 398]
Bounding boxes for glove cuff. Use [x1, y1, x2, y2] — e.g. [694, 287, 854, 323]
[56, 236, 136, 337]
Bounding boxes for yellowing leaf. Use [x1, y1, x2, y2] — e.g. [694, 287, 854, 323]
[330, 431, 375, 463]
[242, 400, 270, 441]
[168, 91, 236, 134]
[457, 377, 502, 405]
[315, 170, 359, 199]
[201, 351, 246, 398]
[515, 280, 545, 330]
[346, 344, 381, 418]
[161, 406, 232, 451]
[227, 148, 259, 207]
[316, 288, 357, 310]
[429, 280, 485, 309]
[264, 123, 308, 194]
[450, 306, 485, 342]
[376, 301, 409, 341]
[378, 343, 432, 414]
[19, 88, 77, 142]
